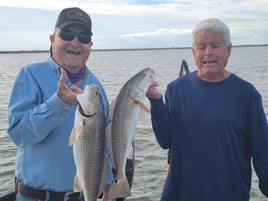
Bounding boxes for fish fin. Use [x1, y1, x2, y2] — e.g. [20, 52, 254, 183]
[69, 120, 85, 145]
[139, 108, 148, 124]
[97, 154, 110, 198]
[107, 177, 131, 199]
[77, 120, 85, 139]
[69, 128, 77, 145]
[133, 99, 150, 113]
[73, 174, 82, 192]
[127, 143, 134, 160]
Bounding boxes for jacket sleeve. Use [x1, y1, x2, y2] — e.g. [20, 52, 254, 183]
[7, 67, 71, 148]
[149, 96, 171, 149]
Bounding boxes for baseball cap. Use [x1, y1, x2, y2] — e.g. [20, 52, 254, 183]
[55, 7, 92, 35]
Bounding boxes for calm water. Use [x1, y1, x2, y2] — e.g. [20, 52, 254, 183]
[0, 47, 268, 200]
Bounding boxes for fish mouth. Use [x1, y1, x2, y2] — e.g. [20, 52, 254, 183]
[148, 69, 158, 88]
[79, 104, 96, 118]
[150, 69, 156, 83]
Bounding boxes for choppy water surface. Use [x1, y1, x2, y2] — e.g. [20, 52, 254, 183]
[0, 47, 268, 200]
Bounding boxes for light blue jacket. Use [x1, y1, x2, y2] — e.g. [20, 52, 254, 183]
[7, 57, 112, 192]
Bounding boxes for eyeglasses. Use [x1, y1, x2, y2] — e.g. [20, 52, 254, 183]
[58, 29, 92, 44]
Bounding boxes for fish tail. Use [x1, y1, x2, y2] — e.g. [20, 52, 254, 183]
[107, 177, 131, 199]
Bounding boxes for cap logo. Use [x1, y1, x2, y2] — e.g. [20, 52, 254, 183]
[67, 10, 87, 23]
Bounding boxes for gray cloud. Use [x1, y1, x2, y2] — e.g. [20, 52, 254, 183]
[0, 0, 267, 50]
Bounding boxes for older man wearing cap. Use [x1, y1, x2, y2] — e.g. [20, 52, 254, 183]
[8, 7, 114, 201]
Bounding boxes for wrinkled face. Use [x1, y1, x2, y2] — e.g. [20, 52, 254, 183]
[50, 24, 93, 73]
[192, 30, 232, 82]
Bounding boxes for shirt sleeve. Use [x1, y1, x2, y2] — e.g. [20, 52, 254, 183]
[149, 96, 171, 149]
[7, 67, 71, 148]
[248, 90, 268, 197]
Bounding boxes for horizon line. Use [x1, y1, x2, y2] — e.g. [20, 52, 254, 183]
[0, 44, 267, 54]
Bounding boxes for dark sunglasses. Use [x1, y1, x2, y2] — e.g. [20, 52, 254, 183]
[59, 29, 92, 44]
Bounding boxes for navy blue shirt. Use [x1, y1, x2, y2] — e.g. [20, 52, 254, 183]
[150, 71, 268, 201]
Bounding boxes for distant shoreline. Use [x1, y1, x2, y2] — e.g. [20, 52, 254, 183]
[0, 44, 267, 54]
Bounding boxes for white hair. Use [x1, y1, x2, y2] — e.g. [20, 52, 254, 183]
[192, 18, 232, 47]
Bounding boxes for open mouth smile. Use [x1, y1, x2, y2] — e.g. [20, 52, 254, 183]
[203, 60, 217, 64]
[67, 50, 80, 56]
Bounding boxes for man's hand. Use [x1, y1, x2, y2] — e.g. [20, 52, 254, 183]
[57, 70, 83, 105]
[146, 81, 162, 100]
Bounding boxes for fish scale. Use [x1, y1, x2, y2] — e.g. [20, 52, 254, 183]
[107, 68, 155, 199]
[69, 84, 108, 201]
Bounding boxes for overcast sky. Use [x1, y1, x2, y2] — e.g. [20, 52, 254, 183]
[0, 0, 268, 51]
